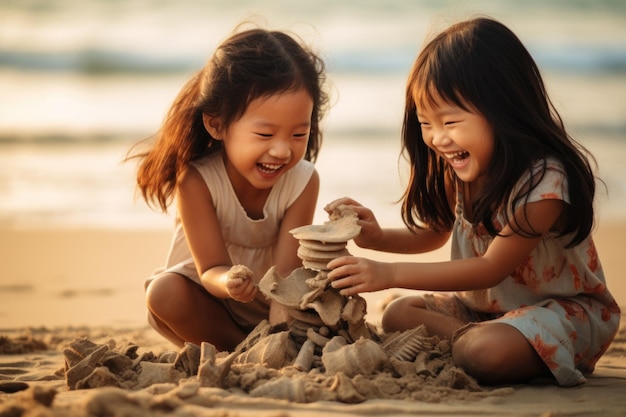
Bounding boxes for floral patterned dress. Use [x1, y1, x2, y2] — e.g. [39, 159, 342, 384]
[424, 158, 621, 386]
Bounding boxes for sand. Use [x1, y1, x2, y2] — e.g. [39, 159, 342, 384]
[0, 219, 625, 416]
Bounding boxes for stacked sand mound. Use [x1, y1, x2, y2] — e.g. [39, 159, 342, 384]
[55, 207, 502, 405]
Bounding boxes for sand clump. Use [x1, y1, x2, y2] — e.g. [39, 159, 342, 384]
[0, 208, 514, 415]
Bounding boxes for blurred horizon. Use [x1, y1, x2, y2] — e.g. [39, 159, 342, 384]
[1, 0, 625, 228]
[1, 0, 625, 138]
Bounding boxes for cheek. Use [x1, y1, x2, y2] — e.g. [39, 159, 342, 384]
[288, 140, 309, 161]
[477, 138, 495, 167]
[484, 131, 496, 157]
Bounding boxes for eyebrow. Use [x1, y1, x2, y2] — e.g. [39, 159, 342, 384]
[417, 106, 464, 118]
[251, 120, 311, 129]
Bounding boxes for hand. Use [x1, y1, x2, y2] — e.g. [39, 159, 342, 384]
[226, 265, 258, 303]
[324, 197, 384, 250]
[326, 255, 393, 296]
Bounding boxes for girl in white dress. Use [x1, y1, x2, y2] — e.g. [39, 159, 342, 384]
[130, 27, 328, 351]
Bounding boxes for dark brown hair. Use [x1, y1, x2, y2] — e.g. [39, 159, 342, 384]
[130, 28, 328, 211]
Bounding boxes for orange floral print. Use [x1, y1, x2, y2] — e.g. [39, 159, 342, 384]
[557, 300, 586, 321]
[503, 308, 531, 319]
[582, 279, 605, 294]
[530, 335, 559, 370]
[600, 302, 620, 322]
[512, 256, 540, 289]
[542, 265, 557, 282]
[558, 300, 586, 320]
[569, 264, 582, 290]
[450, 159, 620, 386]
[587, 241, 599, 272]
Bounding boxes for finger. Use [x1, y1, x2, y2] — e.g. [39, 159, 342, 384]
[242, 285, 259, 302]
[339, 286, 357, 297]
[329, 276, 351, 290]
[324, 197, 360, 213]
[348, 205, 374, 222]
[324, 198, 346, 212]
[339, 283, 369, 297]
[232, 289, 257, 303]
[226, 278, 244, 289]
[326, 255, 356, 271]
[330, 275, 366, 297]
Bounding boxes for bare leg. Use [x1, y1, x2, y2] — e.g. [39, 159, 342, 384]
[381, 295, 465, 340]
[382, 295, 550, 384]
[147, 311, 185, 347]
[453, 323, 550, 385]
[146, 273, 246, 351]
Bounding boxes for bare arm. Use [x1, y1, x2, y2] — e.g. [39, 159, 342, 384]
[328, 198, 566, 295]
[176, 167, 255, 301]
[324, 197, 451, 254]
[273, 169, 320, 277]
[366, 227, 451, 254]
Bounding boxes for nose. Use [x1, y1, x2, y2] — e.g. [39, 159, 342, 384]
[268, 137, 292, 159]
[429, 127, 451, 148]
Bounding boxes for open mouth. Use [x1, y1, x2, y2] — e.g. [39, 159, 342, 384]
[257, 162, 284, 174]
[445, 151, 469, 165]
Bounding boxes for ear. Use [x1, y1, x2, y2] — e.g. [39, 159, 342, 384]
[202, 113, 222, 139]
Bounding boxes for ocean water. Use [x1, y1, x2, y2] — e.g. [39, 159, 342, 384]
[1, 0, 625, 229]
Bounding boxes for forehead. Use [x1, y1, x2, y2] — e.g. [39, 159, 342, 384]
[412, 80, 450, 109]
[413, 87, 451, 113]
[413, 84, 474, 116]
[239, 89, 313, 126]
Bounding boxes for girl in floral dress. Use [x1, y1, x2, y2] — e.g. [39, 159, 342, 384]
[325, 17, 620, 386]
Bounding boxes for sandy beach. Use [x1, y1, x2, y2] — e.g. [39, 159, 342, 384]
[0, 218, 624, 416]
[1, 0, 625, 414]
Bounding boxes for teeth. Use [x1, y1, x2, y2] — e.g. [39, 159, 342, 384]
[444, 151, 466, 159]
[259, 163, 282, 172]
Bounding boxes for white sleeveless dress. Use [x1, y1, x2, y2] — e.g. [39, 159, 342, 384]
[151, 152, 315, 329]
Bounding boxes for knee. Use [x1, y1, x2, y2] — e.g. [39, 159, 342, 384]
[381, 296, 425, 333]
[452, 328, 512, 385]
[145, 274, 187, 316]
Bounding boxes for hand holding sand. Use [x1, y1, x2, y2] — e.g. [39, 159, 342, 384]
[226, 264, 258, 303]
[324, 198, 384, 250]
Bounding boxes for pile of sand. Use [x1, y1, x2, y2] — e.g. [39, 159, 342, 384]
[0, 324, 513, 417]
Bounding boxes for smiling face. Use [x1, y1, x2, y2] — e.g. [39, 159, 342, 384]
[205, 88, 314, 192]
[417, 95, 495, 186]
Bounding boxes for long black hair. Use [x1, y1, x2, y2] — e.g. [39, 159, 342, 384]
[402, 17, 597, 247]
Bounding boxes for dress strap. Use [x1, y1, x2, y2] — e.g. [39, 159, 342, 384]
[454, 177, 465, 217]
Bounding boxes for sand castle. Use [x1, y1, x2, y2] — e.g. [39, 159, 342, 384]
[252, 204, 374, 365]
[234, 206, 448, 381]
[59, 206, 489, 404]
